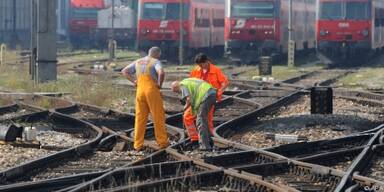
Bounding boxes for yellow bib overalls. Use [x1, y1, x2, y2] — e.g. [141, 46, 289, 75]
[134, 58, 169, 150]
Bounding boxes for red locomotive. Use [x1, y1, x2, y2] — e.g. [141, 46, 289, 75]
[137, 0, 225, 60]
[225, 0, 316, 64]
[69, 0, 105, 48]
[317, 0, 384, 64]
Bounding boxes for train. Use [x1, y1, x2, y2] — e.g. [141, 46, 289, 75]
[224, 0, 317, 64]
[94, 5, 137, 48]
[316, 0, 384, 64]
[0, 0, 69, 49]
[69, 0, 137, 49]
[68, 0, 105, 48]
[0, 0, 31, 48]
[137, 0, 225, 60]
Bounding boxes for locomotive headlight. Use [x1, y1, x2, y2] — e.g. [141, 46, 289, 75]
[320, 30, 327, 36]
[362, 29, 369, 37]
[141, 29, 150, 34]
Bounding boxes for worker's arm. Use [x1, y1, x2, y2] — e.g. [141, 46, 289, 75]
[219, 80, 229, 93]
[217, 68, 229, 93]
[155, 61, 165, 89]
[180, 86, 191, 111]
[158, 68, 165, 89]
[183, 96, 191, 111]
[121, 63, 137, 86]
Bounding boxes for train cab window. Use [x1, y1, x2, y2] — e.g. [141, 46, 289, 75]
[165, 3, 190, 20]
[346, 2, 370, 20]
[320, 2, 342, 19]
[231, 2, 274, 18]
[142, 3, 165, 19]
[70, 9, 98, 19]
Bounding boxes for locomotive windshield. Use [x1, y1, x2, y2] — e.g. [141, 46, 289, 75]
[70, 9, 98, 19]
[346, 2, 370, 19]
[320, 2, 370, 20]
[231, 2, 274, 18]
[320, 2, 342, 19]
[142, 3, 189, 20]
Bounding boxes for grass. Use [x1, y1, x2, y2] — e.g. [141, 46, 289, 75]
[58, 49, 140, 64]
[241, 65, 322, 80]
[0, 64, 135, 110]
[337, 68, 384, 91]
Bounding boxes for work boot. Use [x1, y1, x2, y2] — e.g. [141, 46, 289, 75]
[158, 143, 169, 149]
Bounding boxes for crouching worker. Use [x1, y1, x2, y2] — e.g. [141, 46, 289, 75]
[121, 47, 169, 151]
[171, 78, 217, 151]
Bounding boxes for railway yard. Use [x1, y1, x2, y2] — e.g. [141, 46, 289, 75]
[0, 50, 383, 192]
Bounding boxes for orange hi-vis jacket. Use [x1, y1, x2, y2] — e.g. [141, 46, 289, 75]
[189, 63, 229, 101]
[184, 63, 229, 141]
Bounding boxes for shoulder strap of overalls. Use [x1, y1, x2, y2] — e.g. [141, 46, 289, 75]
[135, 58, 155, 76]
[135, 59, 143, 76]
[145, 58, 155, 74]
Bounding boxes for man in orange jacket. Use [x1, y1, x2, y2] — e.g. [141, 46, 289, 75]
[183, 53, 229, 141]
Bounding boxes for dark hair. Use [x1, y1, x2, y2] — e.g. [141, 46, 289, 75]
[194, 53, 209, 64]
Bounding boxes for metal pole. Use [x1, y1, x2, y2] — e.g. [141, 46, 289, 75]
[0, 44, 6, 67]
[11, 0, 18, 48]
[288, 0, 295, 67]
[109, 0, 116, 61]
[30, 0, 37, 79]
[178, 0, 184, 65]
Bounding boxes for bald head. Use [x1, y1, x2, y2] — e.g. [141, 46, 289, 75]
[171, 81, 181, 93]
[148, 47, 161, 59]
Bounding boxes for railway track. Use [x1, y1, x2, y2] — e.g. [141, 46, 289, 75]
[215, 90, 383, 149]
[258, 92, 384, 123]
[56, 103, 135, 132]
[0, 104, 43, 121]
[235, 89, 300, 107]
[53, 148, 288, 192]
[282, 70, 351, 88]
[0, 135, 152, 191]
[0, 110, 102, 184]
[214, 97, 259, 126]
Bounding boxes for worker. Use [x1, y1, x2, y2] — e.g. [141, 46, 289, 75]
[183, 53, 229, 141]
[171, 78, 217, 150]
[121, 47, 169, 150]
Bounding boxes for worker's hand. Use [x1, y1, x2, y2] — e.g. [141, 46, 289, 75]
[133, 80, 137, 87]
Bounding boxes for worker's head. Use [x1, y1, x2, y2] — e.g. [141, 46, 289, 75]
[148, 47, 161, 59]
[194, 53, 210, 70]
[171, 81, 181, 93]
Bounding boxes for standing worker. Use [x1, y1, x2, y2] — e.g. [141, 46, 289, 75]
[184, 53, 229, 141]
[121, 47, 169, 150]
[171, 78, 217, 150]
